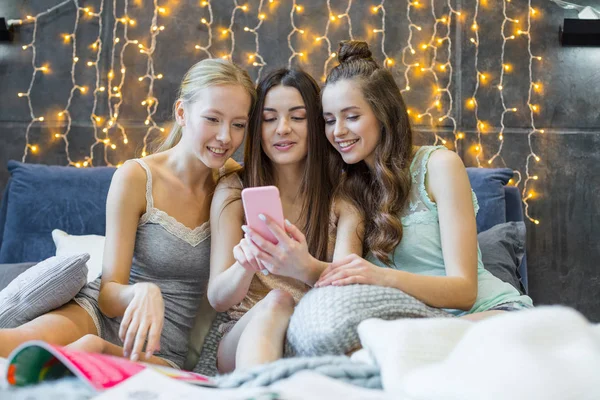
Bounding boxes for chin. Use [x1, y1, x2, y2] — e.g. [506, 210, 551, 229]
[339, 152, 364, 165]
[268, 152, 306, 166]
[198, 152, 228, 169]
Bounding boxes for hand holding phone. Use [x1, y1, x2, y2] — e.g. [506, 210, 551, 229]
[241, 186, 285, 275]
[241, 186, 285, 244]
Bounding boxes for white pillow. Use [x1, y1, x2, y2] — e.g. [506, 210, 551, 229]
[52, 229, 105, 282]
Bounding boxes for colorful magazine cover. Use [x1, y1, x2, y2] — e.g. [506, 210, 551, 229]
[6, 340, 215, 391]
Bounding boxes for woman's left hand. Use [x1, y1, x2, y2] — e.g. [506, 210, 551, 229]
[315, 254, 389, 287]
[243, 214, 316, 283]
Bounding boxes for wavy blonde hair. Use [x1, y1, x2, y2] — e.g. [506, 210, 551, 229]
[156, 59, 257, 152]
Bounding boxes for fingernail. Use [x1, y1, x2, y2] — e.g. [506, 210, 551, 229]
[285, 219, 291, 226]
[258, 214, 266, 221]
[123, 350, 129, 357]
[241, 225, 249, 233]
[131, 353, 139, 362]
[146, 351, 152, 359]
[261, 269, 269, 276]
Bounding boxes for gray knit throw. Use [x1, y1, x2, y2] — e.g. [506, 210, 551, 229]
[216, 356, 381, 389]
[285, 284, 453, 357]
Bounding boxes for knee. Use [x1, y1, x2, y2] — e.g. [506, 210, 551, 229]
[68, 334, 105, 352]
[262, 289, 295, 313]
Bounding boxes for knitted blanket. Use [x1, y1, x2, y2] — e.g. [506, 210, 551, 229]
[216, 356, 381, 389]
[285, 284, 452, 357]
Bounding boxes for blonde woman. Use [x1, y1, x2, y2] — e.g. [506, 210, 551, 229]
[0, 59, 256, 369]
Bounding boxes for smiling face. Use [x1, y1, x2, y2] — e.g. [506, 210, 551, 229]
[177, 84, 251, 169]
[322, 79, 381, 168]
[260, 85, 309, 166]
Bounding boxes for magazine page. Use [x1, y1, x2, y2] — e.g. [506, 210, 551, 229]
[6, 340, 214, 391]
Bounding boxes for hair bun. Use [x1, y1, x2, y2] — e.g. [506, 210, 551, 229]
[337, 41, 374, 64]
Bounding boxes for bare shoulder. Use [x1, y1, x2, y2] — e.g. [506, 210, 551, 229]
[215, 171, 243, 194]
[110, 160, 148, 193]
[426, 149, 471, 203]
[333, 196, 361, 218]
[211, 171, 243, 215]
[428, 149, 465, 170]
[427, 148, 465, 175]
[106, 160, 148, 215]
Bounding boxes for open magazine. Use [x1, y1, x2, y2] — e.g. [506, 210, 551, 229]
[5, 340, 215, 391]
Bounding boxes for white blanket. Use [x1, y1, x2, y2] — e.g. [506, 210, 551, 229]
[355, 306, 600, 400]
[93, 369, 393, 400]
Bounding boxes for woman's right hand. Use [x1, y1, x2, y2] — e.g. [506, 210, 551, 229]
[233, 237, 266, 273]
[119, 282, 165, 362]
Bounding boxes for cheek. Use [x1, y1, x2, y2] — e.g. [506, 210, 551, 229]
[325, 126, 335, 143]
[261, 123, 272, 142]
[297, 123, 309, 145]
[233, 130, 246, 147]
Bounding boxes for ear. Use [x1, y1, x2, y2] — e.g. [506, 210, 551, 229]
[175, 100, 185, 127]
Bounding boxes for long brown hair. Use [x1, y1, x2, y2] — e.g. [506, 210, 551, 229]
[241, 68, 336, 262]
[324, 41, 414, 265]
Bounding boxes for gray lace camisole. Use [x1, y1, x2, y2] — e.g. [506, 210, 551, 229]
[74, 158, 211, 369]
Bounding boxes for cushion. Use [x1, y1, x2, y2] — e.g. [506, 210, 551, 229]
[0, 262, 36, 291]
[284, 284, 453, 357]
[0, 253, 89, 328]
[0, 161, 115, 264]
[52, 229, 105, 283]
[466, 168, 514, 233]
[479, 222, 527, 294]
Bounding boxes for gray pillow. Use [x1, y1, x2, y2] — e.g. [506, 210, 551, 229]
[478, 221, 526, 294]
[0, 254, 89, 328]
[284, 284, 452, 357]
[0, 262, 37, 291]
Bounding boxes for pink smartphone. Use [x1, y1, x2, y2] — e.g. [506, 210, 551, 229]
[241, 186, 285, 245]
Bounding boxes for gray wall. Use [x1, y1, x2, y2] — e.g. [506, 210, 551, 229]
[1, 1, 599, 319]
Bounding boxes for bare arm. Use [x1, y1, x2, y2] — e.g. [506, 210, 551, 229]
[97, 161, 148, 318]
[416, 149, 479, 309]
[332, 198, 364, 261]
[207, 175, 255, 312]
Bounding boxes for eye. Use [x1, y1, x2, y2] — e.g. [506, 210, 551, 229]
[263, 117, 276, 123]
[233, 123, 246, 129]
[204, 116, 219, 123]
[291, 116, 306, 121]
[347, 115, 359, 121]
[325, 119, 336, 125]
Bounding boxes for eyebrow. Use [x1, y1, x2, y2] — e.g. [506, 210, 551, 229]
[323, 106, 360, 115]
[263, 106, 306, 112]
[205, 108, 248, 120]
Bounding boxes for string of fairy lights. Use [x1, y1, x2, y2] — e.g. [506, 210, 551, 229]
[13, 0, 564, 224]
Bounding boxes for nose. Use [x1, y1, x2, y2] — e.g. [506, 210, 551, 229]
[276, 117, 291, 136]
[333, 120, 347, 138]
[216, 124, 232, 145]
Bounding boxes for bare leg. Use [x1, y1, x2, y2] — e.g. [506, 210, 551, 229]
[0, 301, 97, 357]
[217, 289, 295, 373]
[460, 310, 507, 322]
[67, 335, 173, 367]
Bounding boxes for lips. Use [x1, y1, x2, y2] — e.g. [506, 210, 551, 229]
[336, 138, 359, 153]
[274, 140, 295, 147]
[337, 139, 359, 148]
[207, 146, 228, 156]
[273, 141, 296, 151]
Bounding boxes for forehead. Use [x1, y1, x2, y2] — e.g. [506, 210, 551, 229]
[195, 84, 252, 114]
[263, 85, 304, 108]
[322, 80, 366, 112]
